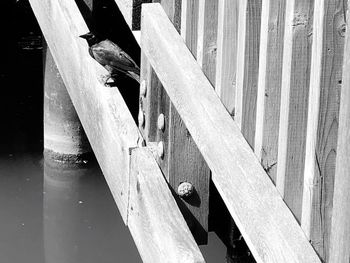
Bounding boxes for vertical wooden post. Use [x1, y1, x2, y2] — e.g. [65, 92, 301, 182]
[328, 1, 350, 262]
[235, 0, 262, 149]
[215, 0, 239, 116]
[301, 0, 346, 261]
[254, 0, 286, 183]
[139, 0, 209, 244]
[196, 0, 218, 85]
[276, 0, 314, 222]
[43, 43, 91, 163]
[211, 2, 255, 262]
[181, 0, 199, 57]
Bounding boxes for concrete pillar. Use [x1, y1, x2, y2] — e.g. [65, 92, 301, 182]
[43, 42, 92, 163]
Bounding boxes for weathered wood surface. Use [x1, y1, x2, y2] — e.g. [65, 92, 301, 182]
[153, 0, 182, 32]
[254, 0, 286, 183]
[128, 148, 205, 263]
[301, 0, 345, 261]
[181, 0, 199, 57]
[196, 0, 218, 85]
[141, 4, 321, 262]
[328, 1, 350, 262]
[140, 0, 209, 244]
[276, 0, 314, 222]
[215, 0, 239, 116]
[235, 0, 262, 148]
[113, 0, 152, 30]
[29, 0, 142, 222]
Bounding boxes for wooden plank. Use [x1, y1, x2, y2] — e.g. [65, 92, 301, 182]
[141, 4, 321, 262]
[235, 0, 262, 148]
[254, 0, 286, 183]
[154, 0, 182, 32]
[276, 0, 314, 221]
[215, 0, 239, 116]
[29, 0, 142, 222]
[196, 0, 218, 85]
[113, 0, 152, 30]
[327, 2, 350, 263]
[128, 147, 205, 263]
[301, 1, 345, 261]
[181, 0, 199, 57]
[140, 0, 209, 244]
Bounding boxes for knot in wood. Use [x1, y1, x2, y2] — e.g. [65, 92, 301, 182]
[177, 182, 194, 198]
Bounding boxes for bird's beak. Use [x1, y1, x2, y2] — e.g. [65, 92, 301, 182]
[79, 33, 89, 39]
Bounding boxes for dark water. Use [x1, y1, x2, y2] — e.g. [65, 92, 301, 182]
[0, 1, 226, 262]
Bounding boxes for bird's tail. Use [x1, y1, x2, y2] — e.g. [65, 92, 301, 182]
[126, 71, 140, 83]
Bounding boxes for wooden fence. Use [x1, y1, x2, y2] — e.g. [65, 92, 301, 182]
[28, 0, 350, 262]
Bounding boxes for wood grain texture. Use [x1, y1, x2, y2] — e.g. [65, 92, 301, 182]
[327, 2, 350, 263]
[141, 4, 321, 262]
[276, 0, 314, 222]
[215, 0, 239, 116]
[113, 0, 152, 30]
[140, 52, 171, 179]
[154, 0, 182, 32]
[196, 0, 218, 85]
[254, 0, 286, 183]
[141, 0, 209, 244]
[235, 0, 262, 149]
[301, 1, 345, 261]
[128, 148, 205, 263]
[29, 0, 142, 222]
[181, 0, 199, 57]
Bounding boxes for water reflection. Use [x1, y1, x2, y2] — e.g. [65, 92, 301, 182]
[43, 159, 142, 263]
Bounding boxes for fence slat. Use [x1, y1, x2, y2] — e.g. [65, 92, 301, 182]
[254, 0, 286, 182]
[328, 1, 350, 262]
[113, 0, 152, 30]
[276, 0, 314, 221]
[235, 0, 262, 148]
[140, 0, 209, 244]
[196, 0, 218, 85]
[128, 148, 205, 263]
[215, 0, 239, 116]
[301, 1, 345, 261]
[181, 0, 199, 57]
[141, 4, 321, 262]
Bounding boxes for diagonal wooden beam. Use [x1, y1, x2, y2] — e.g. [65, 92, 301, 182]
[128, 147, 205, 263]
[141, 3, 321, 263]
[28, 0, 205, 261]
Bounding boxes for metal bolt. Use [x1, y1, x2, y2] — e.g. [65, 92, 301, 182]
[138, 110, 145, 127]
[177, 182, 194, 198]
[140, 80, 147, 97]
[157, 113, 165, 131]
[157, 141, 164, 159]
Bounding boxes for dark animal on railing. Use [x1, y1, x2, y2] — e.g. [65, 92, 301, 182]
[79, 32, 140, 84]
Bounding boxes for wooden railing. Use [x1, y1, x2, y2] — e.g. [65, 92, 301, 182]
[28, 0, 350, 262]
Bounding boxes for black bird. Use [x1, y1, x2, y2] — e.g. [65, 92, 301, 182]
[79, 32, 140, 84]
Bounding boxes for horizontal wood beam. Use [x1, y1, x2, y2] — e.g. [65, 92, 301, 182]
[141, 3, 321, 263]
[128, 148, 205, 263]
[29, 0, 204, 260]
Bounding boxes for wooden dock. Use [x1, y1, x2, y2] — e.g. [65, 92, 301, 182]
[28, 0, 350, 262]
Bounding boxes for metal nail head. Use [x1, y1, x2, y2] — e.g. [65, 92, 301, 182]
[157, 113, 165, 131]
[177, 182, 194, 198]
[157, 141, 164, 159]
